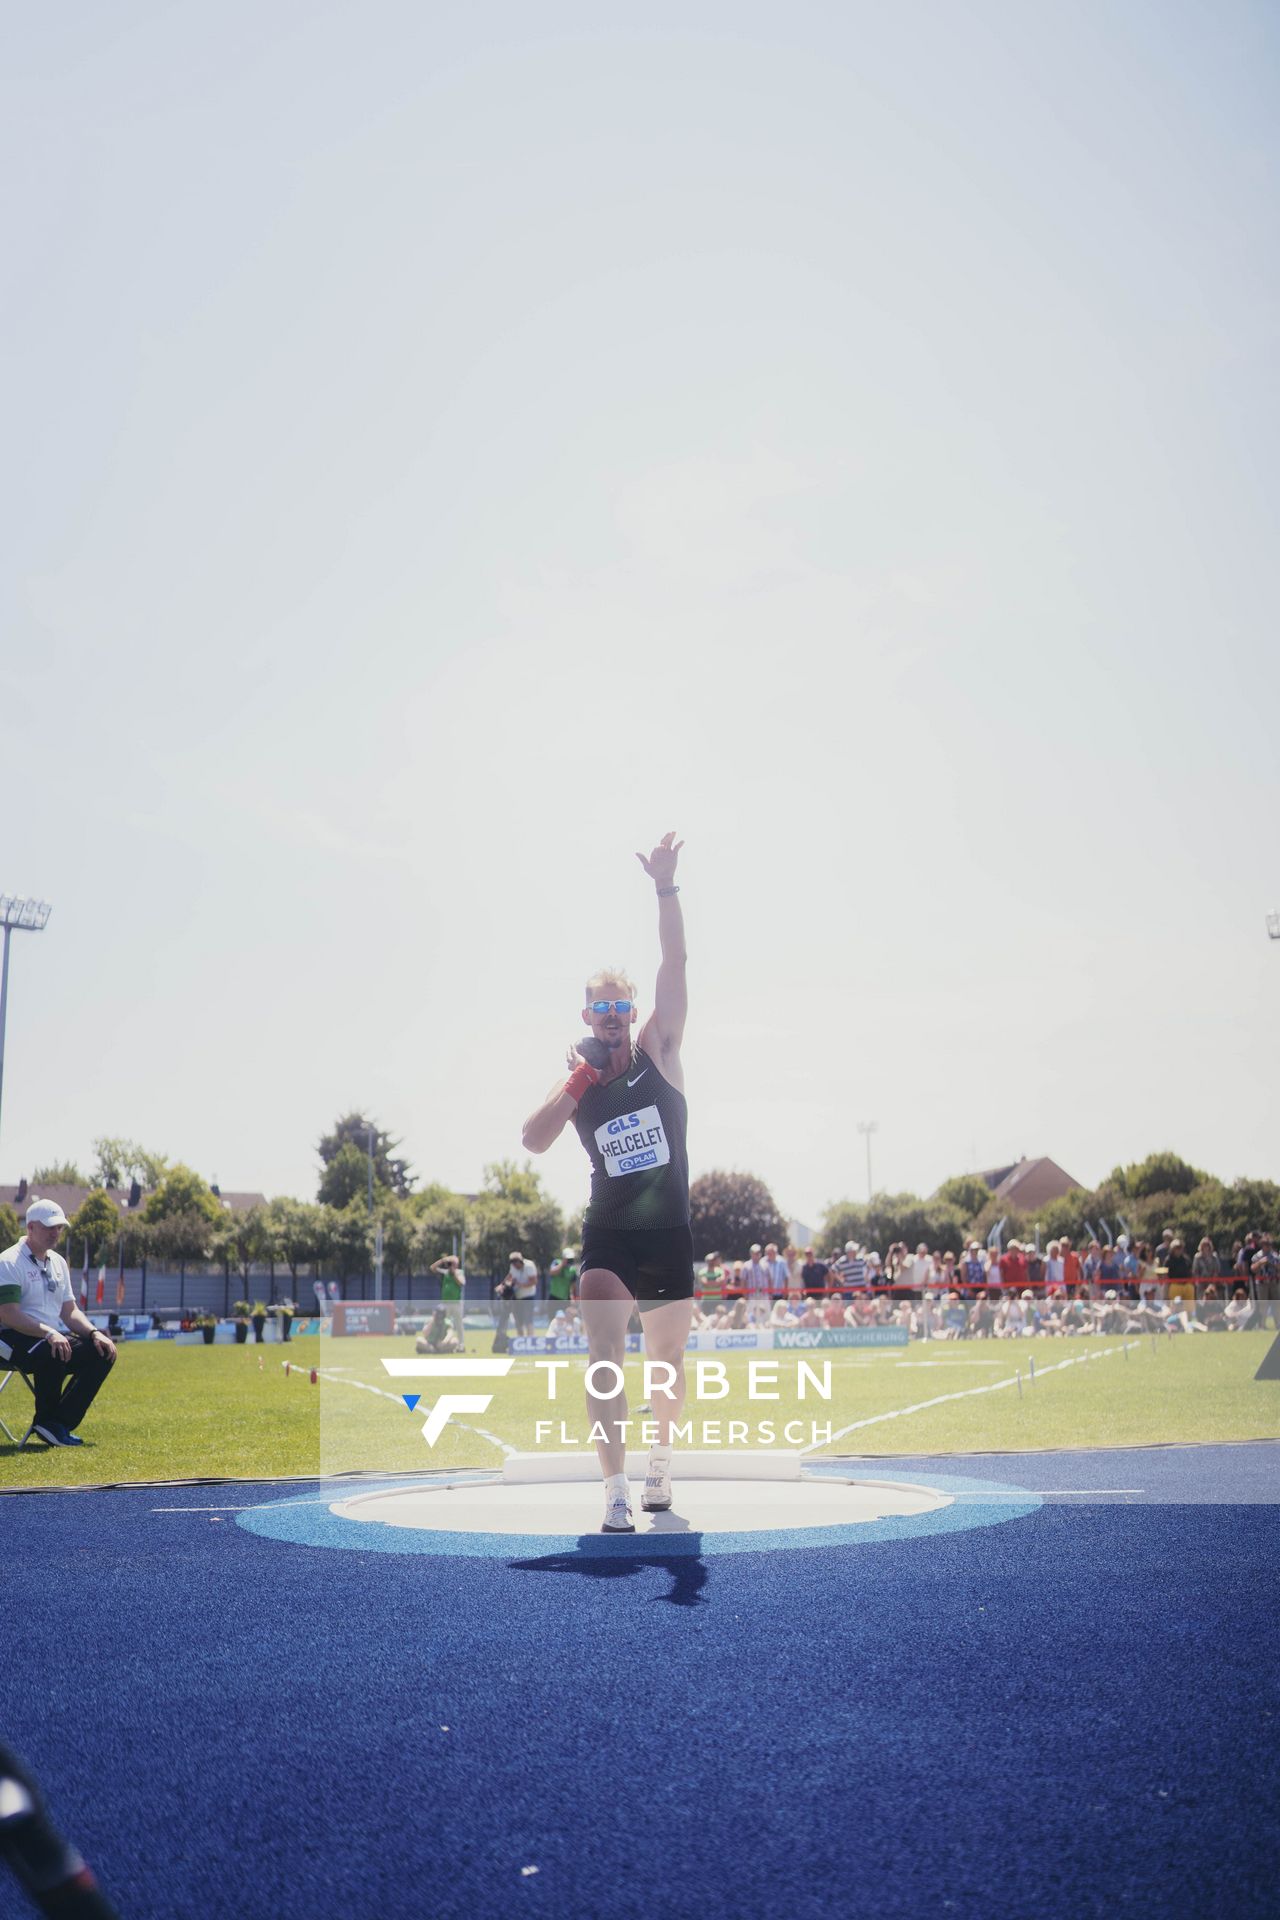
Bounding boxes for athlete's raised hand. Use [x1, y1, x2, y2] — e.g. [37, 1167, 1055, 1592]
[636, 831, 684, 889]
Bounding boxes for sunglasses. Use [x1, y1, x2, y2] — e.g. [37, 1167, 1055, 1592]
[589, 1000, 633, 1014]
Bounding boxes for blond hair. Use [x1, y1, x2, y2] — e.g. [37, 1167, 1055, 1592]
[585, 965, 637, 1003]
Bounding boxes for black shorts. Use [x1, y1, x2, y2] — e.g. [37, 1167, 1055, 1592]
[579, 1224, 696, 1309]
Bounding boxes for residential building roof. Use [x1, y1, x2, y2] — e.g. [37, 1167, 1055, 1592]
[0, 1182, 268, 1222]
[972, 1156, 1082, 1212]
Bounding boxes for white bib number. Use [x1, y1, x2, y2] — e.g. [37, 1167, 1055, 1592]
[594, 1104, 670, 1177]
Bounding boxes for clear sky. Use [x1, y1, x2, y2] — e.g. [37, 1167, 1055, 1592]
[3, 1, 1278, 1233]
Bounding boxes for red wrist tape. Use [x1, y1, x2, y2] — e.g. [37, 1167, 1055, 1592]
[564, 1063, 601, 1103]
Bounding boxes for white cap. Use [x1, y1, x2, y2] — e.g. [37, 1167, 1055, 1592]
[26, 1198, 69, 1228]
[562, 1247, 575, 1259]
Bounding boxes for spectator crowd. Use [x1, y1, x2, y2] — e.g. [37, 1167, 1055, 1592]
[410, 1231, 1279, 1346]
[676, 1230, 1277, 1336]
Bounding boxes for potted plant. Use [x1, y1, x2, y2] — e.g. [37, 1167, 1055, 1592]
[278, 1298, 296, 1343]
[250, 1301, 268, 1344]
[197, 1313, 217, 1346]
[232, 1301, 251, 1345]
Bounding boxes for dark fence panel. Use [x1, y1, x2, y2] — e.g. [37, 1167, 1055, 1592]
[82, 1269, 497, 1315]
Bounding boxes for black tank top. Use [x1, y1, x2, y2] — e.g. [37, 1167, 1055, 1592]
[572, 1045, 690, 1231]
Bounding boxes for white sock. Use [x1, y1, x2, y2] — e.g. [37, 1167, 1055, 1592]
[649, 1444, 673, 1463]
[604, 1472, 628, 1498]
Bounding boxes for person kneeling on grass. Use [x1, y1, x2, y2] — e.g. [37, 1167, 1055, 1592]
[415, 1309, 460, 1355]
[0, 1200, 116, 1447]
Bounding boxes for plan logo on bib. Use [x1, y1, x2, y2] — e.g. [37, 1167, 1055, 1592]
[595, 1104, 669, 1176]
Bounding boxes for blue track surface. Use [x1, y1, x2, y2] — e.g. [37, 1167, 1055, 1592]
[4, 1446, 1278, 1919]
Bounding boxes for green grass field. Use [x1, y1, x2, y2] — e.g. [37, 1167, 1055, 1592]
[2, 1330, 1277, 1488]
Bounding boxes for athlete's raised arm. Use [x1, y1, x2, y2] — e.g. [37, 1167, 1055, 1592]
[636, 830, 686, 1087]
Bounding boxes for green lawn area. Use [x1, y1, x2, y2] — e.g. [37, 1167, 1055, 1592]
[0, 1338, 325, 1488]
[3, 1330, 1277, 1488]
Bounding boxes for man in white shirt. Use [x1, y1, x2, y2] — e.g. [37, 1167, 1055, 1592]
[511, 1251, 539, 1337]
[763, 1242, 791, 1301]
[0, 1199, 117, 1447]
[498, 1244, 537, 1336]
[740, 1245, 771, 1323]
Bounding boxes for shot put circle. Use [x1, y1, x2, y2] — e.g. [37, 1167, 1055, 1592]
[236, 1459, 1041, 1556]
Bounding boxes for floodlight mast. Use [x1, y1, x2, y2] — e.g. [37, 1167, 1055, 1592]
[0, 896, 53, 1154]
[857, 1119, 879, 1203]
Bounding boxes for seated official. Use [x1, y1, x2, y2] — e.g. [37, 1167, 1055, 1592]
[0, 1200, 117, 1447]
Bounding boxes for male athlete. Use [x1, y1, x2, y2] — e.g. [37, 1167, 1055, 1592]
[521, 832, 691, 1532]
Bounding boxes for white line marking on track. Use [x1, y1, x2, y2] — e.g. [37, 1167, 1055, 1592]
[801, 1343, 1128, 1453]
[152, 1499, 338, 1511]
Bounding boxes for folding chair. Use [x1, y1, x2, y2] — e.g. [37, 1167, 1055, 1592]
[0, 1336, 37, 1447]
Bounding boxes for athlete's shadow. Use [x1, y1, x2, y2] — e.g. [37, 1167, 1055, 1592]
[508, 1514, 709, 1607]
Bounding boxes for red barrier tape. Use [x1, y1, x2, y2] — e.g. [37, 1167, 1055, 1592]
[696, 1279, 1255, 1300]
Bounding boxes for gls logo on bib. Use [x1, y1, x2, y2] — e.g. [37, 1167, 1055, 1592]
[595, 1104, 670, 1176]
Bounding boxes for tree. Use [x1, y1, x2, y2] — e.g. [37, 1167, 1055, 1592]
[0, 1203, 19, 1247]
[317, 1113, 414, 1199]
[1122, 1192, 1187, 1244]
[92, 1138, 169, 1190]
[1168, 1181, 1227, 1253]
[31, 1160, 88, 1187]
[480, 1160, 549, 1206]
[966, 1197, 1032, 1252]
[70, 1190, 123, 1264]
[1113, 1152, 1207, 1201]
[1198, 1178, 1280, 1247]
[821, 1193, 969, 1257]
[1035, 1193, 1094, 1243]
[219, 1206, 274, 1290]
[408, 1180, 469, 1216]
[467, 1162, 564, 1277]
[690, 1171, 787, 1260]
[116, 1214, 151, 1268]
[267, 1198, 328, 1283]
[933, 1175, 995, 1222]
[149, 1207, 215, 1274]
[375, 1201, 416, 1284]
[144, 1165, 223, 1228]
[318, 1142, 384, 1211]
[468, 1194, 564, 1279]
[326, 1207, 373, 1281]
[413, 1191, 470, 1269]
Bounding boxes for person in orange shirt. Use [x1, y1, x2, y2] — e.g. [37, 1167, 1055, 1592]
[1060, 1237, 1084, 1293]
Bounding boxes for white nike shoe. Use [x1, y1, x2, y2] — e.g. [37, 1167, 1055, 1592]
[602, 1487, 635, 1533]
[641, 1457, 672, 1512]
